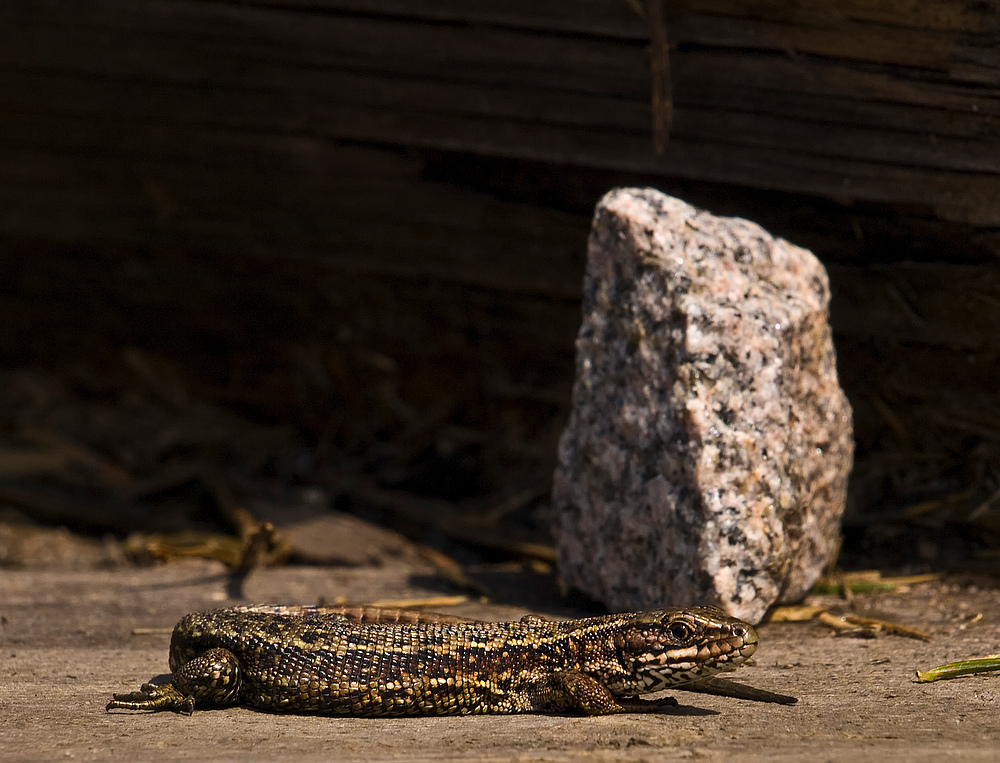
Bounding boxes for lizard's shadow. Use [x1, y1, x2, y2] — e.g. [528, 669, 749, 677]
[658, 704, 720, 717]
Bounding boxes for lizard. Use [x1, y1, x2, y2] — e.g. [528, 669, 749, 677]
[106, 604, 791, 716]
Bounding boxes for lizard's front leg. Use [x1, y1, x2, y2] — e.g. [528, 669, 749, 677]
[106, 647, 242, 714]
[533, 669, 678, 715]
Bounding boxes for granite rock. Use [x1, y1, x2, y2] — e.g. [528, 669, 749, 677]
[552, 188, 853, 624]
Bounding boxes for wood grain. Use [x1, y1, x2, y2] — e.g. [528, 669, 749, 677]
[1, 0, 997, 231]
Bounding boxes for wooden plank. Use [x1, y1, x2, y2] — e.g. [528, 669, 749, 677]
[261, 0, 649, 37]
[829, 265, 1000, 351]
[2, 1, 996, 231]
[131, 0, 993, 38]
[683, 0, 989, 32]
[0, 5, 649, 97]
[5, 47, 995, 162]
[1, 103, 996, 234]
[0, 124, 590, 297]
[7, 4, 994, 128]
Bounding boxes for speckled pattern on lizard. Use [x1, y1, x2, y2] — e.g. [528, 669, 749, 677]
[106, 604, 764, 716]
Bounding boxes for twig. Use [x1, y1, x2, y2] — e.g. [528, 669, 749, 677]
[817, 611, 877, 638]
[367, 595, 470, 609]
[843, 614, 931, 642]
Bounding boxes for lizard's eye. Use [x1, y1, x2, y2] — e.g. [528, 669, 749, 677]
[666, 621, 693, 641]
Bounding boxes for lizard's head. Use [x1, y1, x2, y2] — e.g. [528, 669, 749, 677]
[609, 607, 758, 694]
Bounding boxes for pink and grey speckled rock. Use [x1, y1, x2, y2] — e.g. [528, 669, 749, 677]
[552, 188, 853, 624]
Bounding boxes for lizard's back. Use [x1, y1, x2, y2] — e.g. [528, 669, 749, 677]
[170, 607, 562, 715]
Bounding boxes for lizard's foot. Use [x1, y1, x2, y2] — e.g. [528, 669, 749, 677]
[536, 670, 679, 715]
[106, 683, 195, 714]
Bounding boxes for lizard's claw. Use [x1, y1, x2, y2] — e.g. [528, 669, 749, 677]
[106, 683, 195, 714]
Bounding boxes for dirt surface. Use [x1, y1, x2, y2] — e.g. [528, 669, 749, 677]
[2, 560, 999, 762]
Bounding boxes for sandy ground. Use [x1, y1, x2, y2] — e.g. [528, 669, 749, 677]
[2, 559, 999, 762]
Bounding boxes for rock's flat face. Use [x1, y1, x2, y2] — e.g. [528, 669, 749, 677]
[552, 188, 853, 623]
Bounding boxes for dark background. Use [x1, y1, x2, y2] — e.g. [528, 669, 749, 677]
[1, 0, 999, 572]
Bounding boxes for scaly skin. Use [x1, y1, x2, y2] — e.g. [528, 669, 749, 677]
[106, 605, 758, 716]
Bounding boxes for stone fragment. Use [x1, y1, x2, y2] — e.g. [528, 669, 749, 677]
[552, 188, 853, 624]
